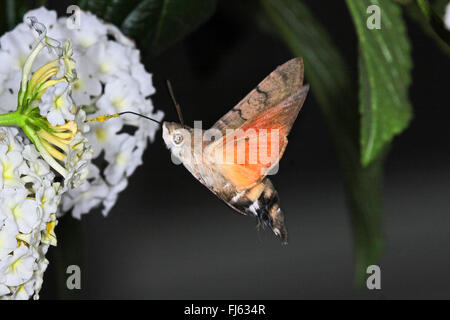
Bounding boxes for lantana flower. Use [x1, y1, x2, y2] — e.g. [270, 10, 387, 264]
[0, 127, 65, 300]
[39, 82, 75, 125]
[0, 145, 25, 188]
[104, 134, 145, 185]
[1, 246, 35, 287]
[0, 13, 91, 300]
[0, 222, 18, 259]
[0, 7, 163, 299]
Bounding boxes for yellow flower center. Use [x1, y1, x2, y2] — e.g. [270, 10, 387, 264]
[41, 193, 47, 206]
[34, 163, 42, 175]
[10, 257, 22, 272]
[73, 79, 82, 91]
[55, 96, 64, 108]
[46, 220, 55, 236]
[95, 127, 107, 142]
[99, 62, 111, 74]
[116, 152, 128, 166]
[80, 37, 94, 49]
[2, 160, 15, 184]
[113, 97, 126, 110]
[12, 205, 23, 219]
[16, 240, 27, 247]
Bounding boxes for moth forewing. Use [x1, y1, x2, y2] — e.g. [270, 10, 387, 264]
[211, 58, 304, 135]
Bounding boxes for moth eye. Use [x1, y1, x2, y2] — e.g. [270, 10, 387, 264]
[173, 133, 184, 145]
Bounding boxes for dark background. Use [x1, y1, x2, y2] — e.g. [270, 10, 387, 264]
[40, 0, 450, 299]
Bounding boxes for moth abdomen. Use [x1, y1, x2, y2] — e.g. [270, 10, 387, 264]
[258, 180, 287, 244]
[233, 179, 288, 244]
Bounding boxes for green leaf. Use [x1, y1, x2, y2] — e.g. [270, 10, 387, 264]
[103, 0, 142, 25]
[78, 0, 109, 14]
[121, 0, 217, 54]
[261, 0, 385, 285]
[346, 0, 413, 166]
[0, 0, 32, 33]
[78, 0, 217, 55]
[78, 0, 142, 25]
[404, 0, 450, 56]
[433, 0, 450, 15]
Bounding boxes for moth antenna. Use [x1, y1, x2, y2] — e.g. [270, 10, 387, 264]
[166, 80, 184, 126]
[85, 111, 161, 124]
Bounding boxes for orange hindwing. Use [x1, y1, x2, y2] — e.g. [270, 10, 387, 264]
[205, 58, 309, 190]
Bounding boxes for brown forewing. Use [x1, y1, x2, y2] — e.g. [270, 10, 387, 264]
[210, 57, 304, 135]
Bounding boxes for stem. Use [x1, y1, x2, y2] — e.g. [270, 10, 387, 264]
[417, 0, 431, 19]
[6, 0, 15, 30]
[0, 111, 22, 127]
[19, 41, 45, 106]
[0, 111, 69, 178]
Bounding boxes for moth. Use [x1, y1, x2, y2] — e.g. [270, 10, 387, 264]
[162, 58, 309, 244]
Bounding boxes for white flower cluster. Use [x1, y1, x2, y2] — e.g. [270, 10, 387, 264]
[0, 127, 60, 299]
[0, 7, 161, 299]
[0, 10, 95, 300]
[0, 7, 163, 219]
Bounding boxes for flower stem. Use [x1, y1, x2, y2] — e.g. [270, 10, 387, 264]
[0, 111, 22, 127]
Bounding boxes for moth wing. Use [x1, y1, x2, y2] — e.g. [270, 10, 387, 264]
[206, 85, 309, 190]
[213, 131, 287, 190]
[211, 58, 304, 136]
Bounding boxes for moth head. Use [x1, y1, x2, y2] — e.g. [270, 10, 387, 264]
[162, 121, 192, 158]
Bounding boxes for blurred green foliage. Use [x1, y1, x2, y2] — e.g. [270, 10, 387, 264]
[0, 0, 448, 286]
[78, 0, 217, 55]
[0, 0, 34, 33]
[417, 0, 450, 44]
[260, 0, 387, 285]
[406, 0, 450, 54]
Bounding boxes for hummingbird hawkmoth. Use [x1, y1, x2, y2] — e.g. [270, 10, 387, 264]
[162, 58, 309, 244]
